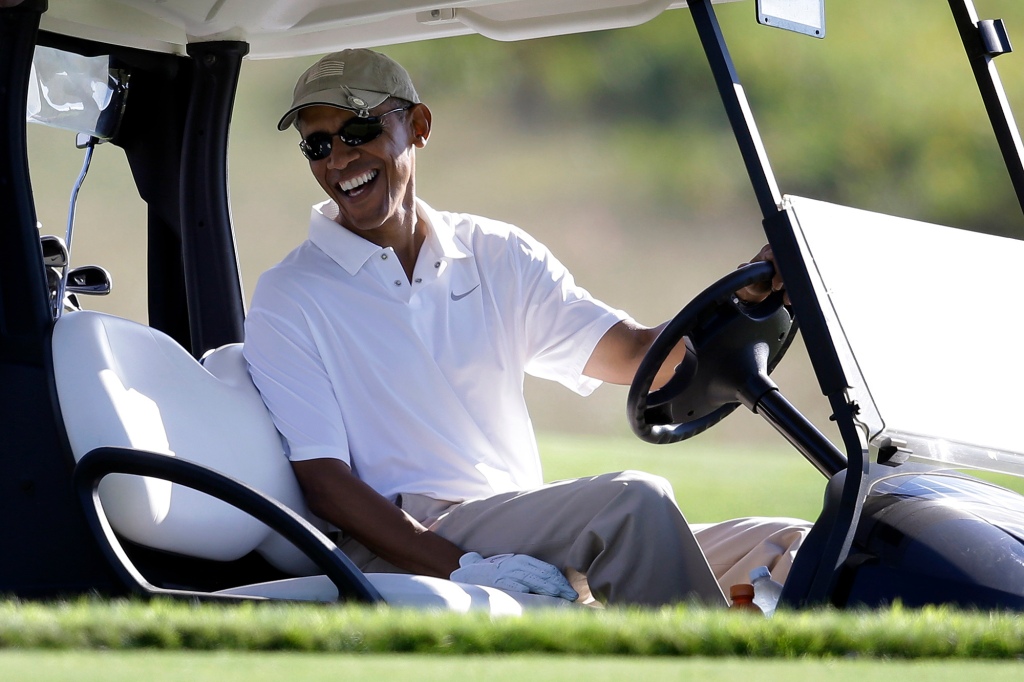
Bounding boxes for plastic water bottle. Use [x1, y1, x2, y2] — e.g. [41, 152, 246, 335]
[750, 565, 783, 617]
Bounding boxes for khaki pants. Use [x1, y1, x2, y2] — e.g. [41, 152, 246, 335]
[335, 470, 811, 607]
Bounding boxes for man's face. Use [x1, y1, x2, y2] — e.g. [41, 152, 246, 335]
[296, 103, 430, 241]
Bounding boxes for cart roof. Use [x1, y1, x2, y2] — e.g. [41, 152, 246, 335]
[41, 0, 742, 58]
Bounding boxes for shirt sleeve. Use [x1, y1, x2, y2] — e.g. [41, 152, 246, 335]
[510, 227, 629, 396]
[244, 275, 352, 465]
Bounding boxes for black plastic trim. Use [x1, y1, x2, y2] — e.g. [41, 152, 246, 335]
[0, 0, 51, 362]
[179, 41, 248, 357]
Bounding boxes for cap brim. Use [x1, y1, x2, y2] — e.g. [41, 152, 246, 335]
[277, 88, 390, 131]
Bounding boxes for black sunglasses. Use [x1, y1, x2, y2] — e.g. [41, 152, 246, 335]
[299, 106, 411, 161]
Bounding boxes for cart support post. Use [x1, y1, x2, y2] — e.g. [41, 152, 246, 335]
[949, 0, 1024, 224]
[688, 0, 783, 220]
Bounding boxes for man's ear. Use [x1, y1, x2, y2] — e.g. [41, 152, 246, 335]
[410, 103, 432, 148]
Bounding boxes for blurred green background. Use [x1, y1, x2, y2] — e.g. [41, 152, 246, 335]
[25, 0, 1024, 457]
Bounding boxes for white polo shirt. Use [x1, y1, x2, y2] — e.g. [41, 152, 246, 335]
[244, 199, 628, 503]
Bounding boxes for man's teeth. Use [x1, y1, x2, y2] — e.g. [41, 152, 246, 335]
[340, 170, 377, 193]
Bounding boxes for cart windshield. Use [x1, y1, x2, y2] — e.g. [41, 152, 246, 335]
[787, 195, 1024, 476]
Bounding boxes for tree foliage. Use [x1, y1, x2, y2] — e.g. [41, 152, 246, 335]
[384, 0, 1024, 235]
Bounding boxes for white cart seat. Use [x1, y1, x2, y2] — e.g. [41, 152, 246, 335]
[52, 311, 571, 612]
[53, 310, 318, 574]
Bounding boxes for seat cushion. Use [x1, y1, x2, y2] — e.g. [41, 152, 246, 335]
[214, 573, 577, 613]
[201, 342, 321, 574]
[53, 311, 315, 571]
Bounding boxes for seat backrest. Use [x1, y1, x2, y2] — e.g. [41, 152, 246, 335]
[52, 310, 318, 575]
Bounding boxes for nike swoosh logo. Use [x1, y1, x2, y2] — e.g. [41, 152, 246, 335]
[450, 284, 480, 301]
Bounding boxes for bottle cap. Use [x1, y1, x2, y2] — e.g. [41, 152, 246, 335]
[749, 565, 771, 582]
[730, 583, 755, 600]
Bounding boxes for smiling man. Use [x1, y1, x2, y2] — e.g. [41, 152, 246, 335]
[244, 48, 811, 606]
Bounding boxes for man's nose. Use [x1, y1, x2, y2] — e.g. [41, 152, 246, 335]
[326, 137, 359, 169]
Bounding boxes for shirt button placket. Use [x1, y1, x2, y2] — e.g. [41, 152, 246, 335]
[376, 250, 405, 296]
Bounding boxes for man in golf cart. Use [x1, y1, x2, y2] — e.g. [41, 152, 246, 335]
[244, 48, 812, 607]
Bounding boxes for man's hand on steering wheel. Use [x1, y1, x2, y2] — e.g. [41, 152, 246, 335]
[626, 256, 796, 444]
[737, 244, 789, 305]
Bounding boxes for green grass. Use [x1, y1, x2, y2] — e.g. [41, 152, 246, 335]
[2, 599, 1024, 658]
[538, 432, 827, 523]
[539, 432, 1024, 524]
[5, 600, 1024, 680]
[6, 652, 1024, 682]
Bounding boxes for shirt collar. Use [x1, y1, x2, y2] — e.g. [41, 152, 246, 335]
[418, 198, 473, 262]
[307, 198, 472, 276]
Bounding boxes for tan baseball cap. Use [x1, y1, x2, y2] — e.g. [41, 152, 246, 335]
[277, 48, 421, 131]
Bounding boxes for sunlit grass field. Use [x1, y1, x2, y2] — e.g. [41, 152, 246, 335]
[539, 432, 827, 523]
[7, 653, 1024, 682]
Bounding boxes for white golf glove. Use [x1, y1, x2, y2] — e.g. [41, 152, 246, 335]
[450, 552, 578, 601]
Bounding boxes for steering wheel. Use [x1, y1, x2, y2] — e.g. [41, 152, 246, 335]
[627, 261, 797, 444]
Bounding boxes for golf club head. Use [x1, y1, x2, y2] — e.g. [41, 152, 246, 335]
[65, 265, 112, 296]
[40, 235, 68, 268]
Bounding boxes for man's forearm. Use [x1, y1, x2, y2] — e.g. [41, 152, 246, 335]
[584, 320, 685, 388]
[292, 458, 464, 578]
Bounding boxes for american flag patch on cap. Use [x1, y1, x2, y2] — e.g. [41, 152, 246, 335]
[305, 59, 345, 83]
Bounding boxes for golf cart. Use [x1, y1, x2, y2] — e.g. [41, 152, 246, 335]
[3, 0, 1024, 611]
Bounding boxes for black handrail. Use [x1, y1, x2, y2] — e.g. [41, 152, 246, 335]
[73, 447, 382, 603]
